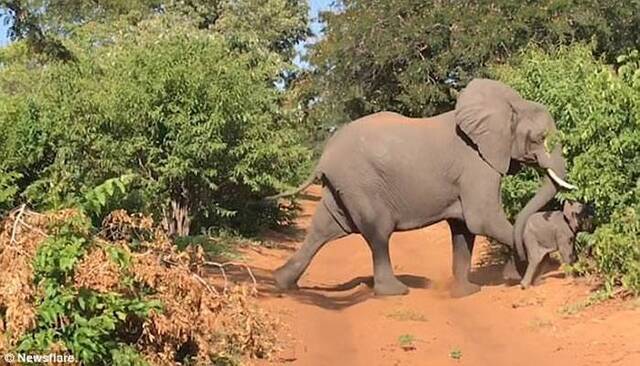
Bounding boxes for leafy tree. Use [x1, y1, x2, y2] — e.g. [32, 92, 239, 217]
[301, 0, 640, 133]
[0, 0, 309, 63]
[0, 13, 311, 236]
[0, 0, 76, 60]
[213, 0, 310, 60]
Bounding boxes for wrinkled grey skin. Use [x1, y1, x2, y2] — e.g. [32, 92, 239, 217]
[270, 78, 575, 298]
[520, 201, 595, 288]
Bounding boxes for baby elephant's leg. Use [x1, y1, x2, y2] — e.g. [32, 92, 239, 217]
[520, 241, 551, 289]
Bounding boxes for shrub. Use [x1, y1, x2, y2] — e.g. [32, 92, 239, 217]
[0, 206, 279, 365]
[0, 15, 311, 236]
[493, 44, 640, 294]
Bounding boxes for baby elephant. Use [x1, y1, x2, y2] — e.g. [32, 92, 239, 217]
[520, 201, 595, 289]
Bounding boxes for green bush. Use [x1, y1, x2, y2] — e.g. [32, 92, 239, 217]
[3, 178, 279, 365]
[493, 44, 640, 294]
[0, 15, 311, 236]
[590, 207, 640, 292]
[17, 213, 160, 365]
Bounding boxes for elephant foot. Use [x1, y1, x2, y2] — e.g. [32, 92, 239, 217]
[273, 266, 299, 291]
[502, 261, 523, 282]
[374, 278, 409, 296]
[450, 281, 481, 298]
[521, 277, 544, 289]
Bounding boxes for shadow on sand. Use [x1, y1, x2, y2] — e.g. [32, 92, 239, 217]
[282, 274, 430, 311]
[299, 274, 430, 293]
[211, 265, 430, 311]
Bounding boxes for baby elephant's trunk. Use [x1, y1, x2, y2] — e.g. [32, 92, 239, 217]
[558, 238, 577, 265]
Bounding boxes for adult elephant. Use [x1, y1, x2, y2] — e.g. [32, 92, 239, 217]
[269, 79, 575, 298]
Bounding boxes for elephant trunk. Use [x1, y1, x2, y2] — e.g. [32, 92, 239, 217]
[513, 146, 569, 260]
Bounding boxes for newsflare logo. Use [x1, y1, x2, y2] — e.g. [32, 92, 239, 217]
[4, 352, 76, 364]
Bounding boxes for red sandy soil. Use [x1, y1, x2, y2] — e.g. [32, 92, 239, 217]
[237, 185, 640, 366]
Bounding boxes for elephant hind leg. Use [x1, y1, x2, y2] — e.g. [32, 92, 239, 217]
[520, 240, 550, 289]
[356, 208, 408, 296]
[363, 229, 409, 296]
[273, 199, 348, 291]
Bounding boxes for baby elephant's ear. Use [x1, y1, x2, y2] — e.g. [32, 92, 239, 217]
[562, 201, 580, 232]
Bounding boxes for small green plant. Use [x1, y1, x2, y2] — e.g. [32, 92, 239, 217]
[450, 347, 463, 360]
[559, 288, 614, 316]
[397, 334, 416, 351]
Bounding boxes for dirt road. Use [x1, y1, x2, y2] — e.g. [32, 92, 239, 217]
[240, 186, 640, 365]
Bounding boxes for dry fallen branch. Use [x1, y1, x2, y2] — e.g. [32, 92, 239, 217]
[16, 220, 48, 238]
[203, 261, 258, 294]
[10, 204, 27, 246]
[192, 272, 219, 296]
[159, 255, 258, 294]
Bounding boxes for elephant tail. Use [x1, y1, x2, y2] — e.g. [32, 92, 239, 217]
[264, 170, 320, 201]
[264, 124, 342, 201]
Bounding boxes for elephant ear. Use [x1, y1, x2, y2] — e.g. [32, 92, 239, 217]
[455, 79, 520, 175]
[562, 201, 581, 232]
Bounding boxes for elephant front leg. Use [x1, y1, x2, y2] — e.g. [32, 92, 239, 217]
[448, 219, 481, 298]
[520, 248, 548, 289]
[460, 175, 523, 281]
[465, 200, 524, 281]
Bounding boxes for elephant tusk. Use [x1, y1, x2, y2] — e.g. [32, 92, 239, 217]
[547, 169, 577, 190]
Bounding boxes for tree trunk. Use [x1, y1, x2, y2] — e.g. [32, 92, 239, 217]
[162, 199, 191, 237]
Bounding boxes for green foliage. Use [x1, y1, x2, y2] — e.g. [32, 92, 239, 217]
[0, 9, 311, 234]
[590, 207, 640, 293]
[0, 171, 22, 212]
[0, 0, 76, 61]
[1, 1, 309, 63]
[501, 168, 543, 220]
[493, 44, 640, 293]
[618, 50, 640, 90]
[80, 174, 138, 219]
[0, 1, 305, 364]
[301, 0, 640, 138]
[19, 212, 160, 365]
[33, 233, 87, 284]
[111, 345, 150, 366]
[213, 0, 310, 63]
